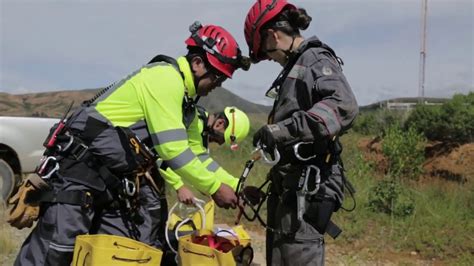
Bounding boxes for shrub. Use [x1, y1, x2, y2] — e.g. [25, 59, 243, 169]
[405, 93, 474, 143]
[367, 179, 414, 217]
[382, 124, 426, 179]
[352, 109, 404, 136]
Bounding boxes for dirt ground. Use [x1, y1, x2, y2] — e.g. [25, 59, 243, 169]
[357, 137, 474, 182]
[2, 224, 441, 266]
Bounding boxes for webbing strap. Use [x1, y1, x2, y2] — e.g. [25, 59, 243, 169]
[98, 166, 122, 191]
[37, 190, 93, 207]
[196, 105, 209, 148]
[326, 220, 342, 239]
[147, 54, 184, 79]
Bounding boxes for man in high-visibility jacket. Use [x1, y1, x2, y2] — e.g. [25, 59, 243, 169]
[162, 106, 250, 204]
[144, 106, 249, 257]
[14, 21, 251, 266]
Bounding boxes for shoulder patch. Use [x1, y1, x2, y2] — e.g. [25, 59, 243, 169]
[288, 65, 306, 80]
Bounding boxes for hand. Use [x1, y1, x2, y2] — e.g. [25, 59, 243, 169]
[211, 183, 238, 209]
[252, 124, 279, 152]
[176, 186, 196, 205]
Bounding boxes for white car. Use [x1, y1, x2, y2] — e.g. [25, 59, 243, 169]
[0, 116, 58, 201]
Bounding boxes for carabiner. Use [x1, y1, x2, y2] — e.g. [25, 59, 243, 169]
[122, 178, 136, 196]
[253, 142, 280, 166]
[293, 142, 317, 161]
[303, 165, 321, 196]
[42, 161, 59, 179]
[56, 135, 74, 152]
[37, 156, 59, 178]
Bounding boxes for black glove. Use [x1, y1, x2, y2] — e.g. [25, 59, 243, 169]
[252, 124, 281, 152]
[241, 186, 265, 206]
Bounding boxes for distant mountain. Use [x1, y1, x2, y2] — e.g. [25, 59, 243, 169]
[0, 87, 271, 118]
[0, 90, 97, 118]
[198, 87, 271, 114]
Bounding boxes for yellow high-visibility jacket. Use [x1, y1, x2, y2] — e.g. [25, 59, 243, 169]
[159, 108, 238, 192]
[75, 57, 225, 195]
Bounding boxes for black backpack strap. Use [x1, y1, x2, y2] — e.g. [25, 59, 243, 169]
[148, 54, 185, 79]
[196, 105, 209, 148]
[326, 220, 342, 239]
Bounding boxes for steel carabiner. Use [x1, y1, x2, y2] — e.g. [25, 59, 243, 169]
[293, 142, 317, 161]
[253, 142, 280, 166]
[122, 178, 137, 196]
[302, 165, 321, 195]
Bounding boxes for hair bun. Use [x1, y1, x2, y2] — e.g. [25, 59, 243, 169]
[288, 8, 312, 30]
[296, 8, 312, 30]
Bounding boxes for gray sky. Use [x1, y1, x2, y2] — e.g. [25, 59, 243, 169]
[1, 0, 473, 106]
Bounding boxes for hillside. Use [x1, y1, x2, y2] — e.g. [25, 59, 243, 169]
[0, 87, 271, 118]
[198, 88, 271, 114]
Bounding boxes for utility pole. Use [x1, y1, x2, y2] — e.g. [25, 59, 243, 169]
[418, 0, 428, 104]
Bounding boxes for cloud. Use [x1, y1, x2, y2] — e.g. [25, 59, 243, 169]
[1, 0, 472, 106]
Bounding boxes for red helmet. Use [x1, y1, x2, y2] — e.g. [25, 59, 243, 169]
[244, 0, 296, 63]
[185, 21, 243, 78]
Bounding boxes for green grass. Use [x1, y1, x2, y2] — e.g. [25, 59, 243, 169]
[204, 130, 473, 263]
[2, 126, 472, 264]
[331, 133, 474, 263]
[401, 181, 473, 259]
[0, 204, 17, 257]
[206, 129, 474, 263]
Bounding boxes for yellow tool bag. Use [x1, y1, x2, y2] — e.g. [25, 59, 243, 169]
[71, 234, 163, 266]
[178, 226, 253, 266]
[165, 198, 215, 254]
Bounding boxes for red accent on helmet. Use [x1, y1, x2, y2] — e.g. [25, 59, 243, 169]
[185, 23, 242, 78]
[244, 0, 296, 63]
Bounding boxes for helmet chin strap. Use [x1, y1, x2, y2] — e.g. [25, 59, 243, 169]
[281, 36, 296, 63]
[269, 35, 296, 65]
[287, 36, 296, 54]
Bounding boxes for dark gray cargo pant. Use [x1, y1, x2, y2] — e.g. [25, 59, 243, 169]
[266, 190, 325, 266]
[266, 163, 343, 266]
[14, 179, 154, 266]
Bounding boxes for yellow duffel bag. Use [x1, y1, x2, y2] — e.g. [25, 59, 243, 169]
[178, 227, 253, 266]
[72, 234, 163, 266]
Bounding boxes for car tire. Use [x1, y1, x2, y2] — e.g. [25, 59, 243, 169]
[0, 159, 15, 202]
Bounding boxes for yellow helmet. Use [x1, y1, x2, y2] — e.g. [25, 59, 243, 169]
[223, 107, 250, 150]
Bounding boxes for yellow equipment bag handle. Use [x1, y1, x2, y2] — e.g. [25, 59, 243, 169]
[165, 198, 211, 254]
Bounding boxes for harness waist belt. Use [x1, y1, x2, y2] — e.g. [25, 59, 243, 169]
[35, 190, 93, 208]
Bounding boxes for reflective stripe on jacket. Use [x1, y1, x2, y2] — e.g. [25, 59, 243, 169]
[160, 110, 238, 192]
[69, 57, 222, 195]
